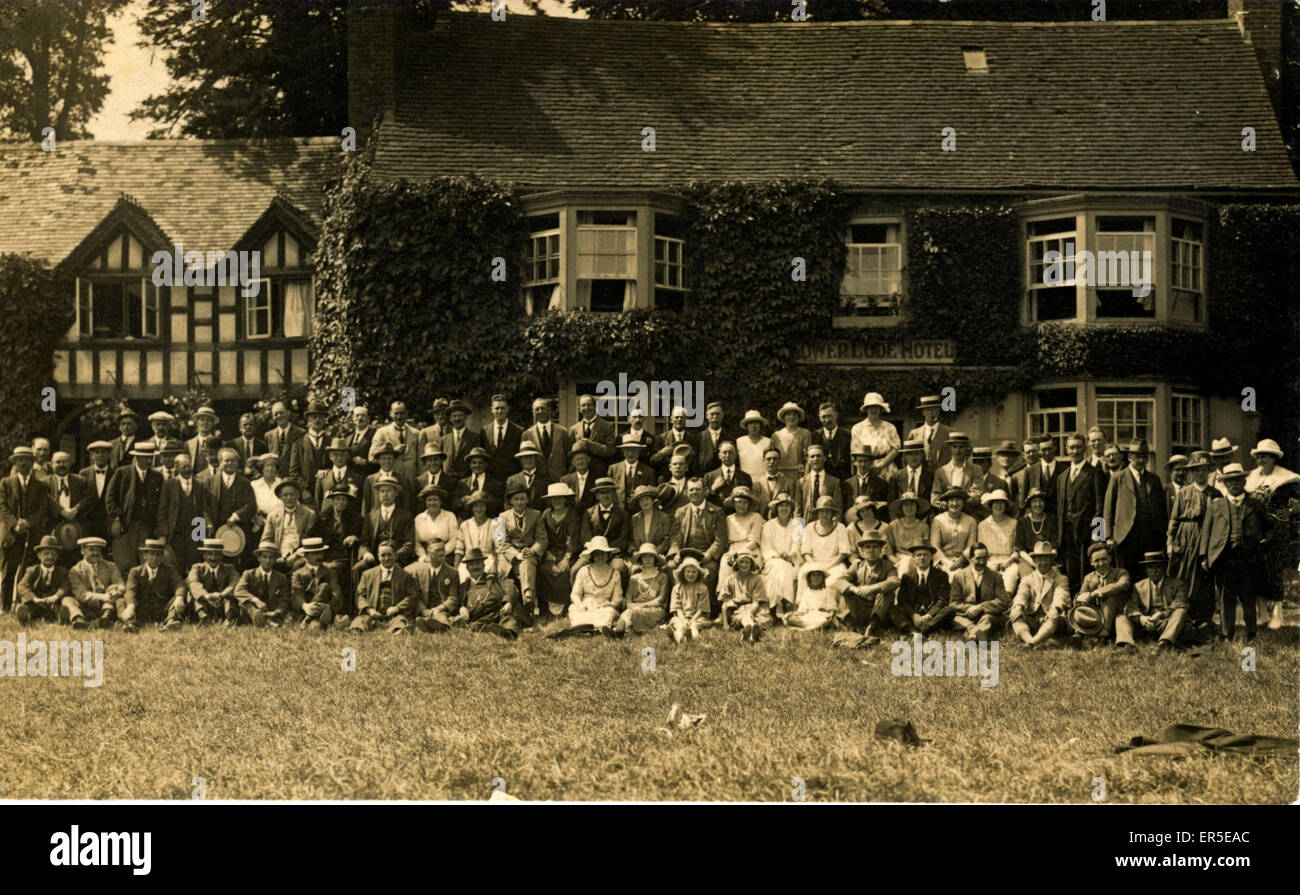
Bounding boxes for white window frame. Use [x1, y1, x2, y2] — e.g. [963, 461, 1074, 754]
[577, 211, 637, 280]
[841, 219, 903, 314]
[244, 277, 313, 340]
[653, 235, 686, 292]
[75, 276, 160, 341]
[1170, 218, 1204, 324]
[1094, 391, 1157, 455]
[1025, 215, 1080, 323]
[1170, 392, 1204, 455]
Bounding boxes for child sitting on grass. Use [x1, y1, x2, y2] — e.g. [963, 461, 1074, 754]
[668, 550, 711, 643]
[782, 566, 837, 630]
[719, 543, 770, 644]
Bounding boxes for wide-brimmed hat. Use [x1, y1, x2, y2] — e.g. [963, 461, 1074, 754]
[1217, 462, 1247, 481]
[545, 482, 575, 501]
[462, 489, 490, 509]
[147, 410, 175, 423]
[373, 473, 401, 491]
[727, 542, 761, 569]
[514, 441, 542, 459]
[273, 478, 303, 498]
[371, 441, 397, 457]
[633, 543, 663, 564]
[193, 406, 218, 420]
[447, 399, 472, 416]
[504, 481, 531, 500]
[888, 491, 930, 518]
[77, 536, 108, 549]
[777, 402, 805, 422]
[617, 434, 646, 451]
[461, 547, 489, 565]
[254, 540, 280, 557]
[656, 483, 679, 508]
[117, 407, 137, 420]
[9, 446, 33, 459]
[129, 442, 157, 458]
[464, 446, 490, 462]
[569, 439, 591, 456]
[812, 495, 840, 514]
[1182, 451, 1213, 471]
[591, 476, 617, 493]
[1139, 550, 1168, 566]
[741, 409, 769, 428]
[215, 524, 246, 557]
[631, 484, 659, 505]
[1029, 540, 1057, 558]
[197, 537, 225, 554]
[859, 392, 890, 413]
[326, 437, 352, 454]
[725, 485, 756, 509]
[1166, 454, 1189, 470]
[87, 440, 113, 452]
[579, 536, 615, 559]
[971, 446, 992, 462]
[1251, 439, 1283, 459]
[299, 537, 327, 554]
[981, 488, 1012, 508]
[856, 529, 887, 547]
[767, 491, 794, 512]
[419, 484, 450, 503]
[899, 439, 925, 454]
[421, 442, 447, 459]
[939, 487, 969, 504]
[908, 542, 938, 555]
[34, 535, 62, 556]
[1069, 602, 1105, 637]
[847, 494, 887, 523]
[674, 554, 705, 582]
[326, 486, 355, 501]
[993, 440, 1019, 457]
[1209, 437, 1237, 457]
[916, 394, 943, 410]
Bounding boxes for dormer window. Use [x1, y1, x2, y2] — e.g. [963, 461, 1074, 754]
[962, 47, 988, 73]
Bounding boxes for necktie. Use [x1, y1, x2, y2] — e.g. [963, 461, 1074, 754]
[909, 470, 918, 493]
[497, 425, 504, 448]
[724, 468, 732, 485]
[540, 425, 550, 454]
[812, 473, 821, 503]
[584, 421, 592, 439]
[454, 430, 460, 455]
[474, 475, 481, 493]
[42, 569, 50, 588]
[59, 477, 68, 497]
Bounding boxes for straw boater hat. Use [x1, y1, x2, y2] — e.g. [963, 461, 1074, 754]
[856, 529, 887, 548]
[1139, 550, 1168, 566]
[741, 409, 769, 429]
[580, 536, 615, 559]
[847, 494, 887, 523]
[148, 410, 175, 424]
[77, 536, 108, 550]
[859, 392, 890, 413]
[87, 440, 113, 453]
[141, 538, 167, 554]
[9, 445, 33, 459]
[777, 402, 805, 423]
[631, 484, 659, 505]
[419, 484, 450, 503]
[916, 395, 943, 411]
[254, 540, 280, 557]
[633, 543, 663, 565]
[198, 538, 225, 554]
[1251, 439, 1283, 459]
[1029, 540, 1057, 559]
[1209, 437, 1237, 458]
[129, 441, 157, 458]
[946, 431, 970, 445]
[1217, 462, 1247, 481]
[618, 434, 646, 451]
[374, 473, 401, 491]
[193, 406, 218, 420]
[1182, 451, 1213, 471]
[514, 441, 542, 459]
[888, 491, 930, 519]
[299, 537, 327, 555]
[899, 439, 925, 454]
[971, 446, 992, 462]
[592, 476, 617, 493]
[545, 482, 575, 501]
[1166, 454, 1189, 470]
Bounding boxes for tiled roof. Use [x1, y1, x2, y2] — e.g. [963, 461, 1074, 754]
[0, 138, 338, 265]
[374, 13, 1297, 192]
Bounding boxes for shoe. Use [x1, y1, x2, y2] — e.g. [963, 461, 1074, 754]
[122, 622, 139, 634]
[741, 625, 753, 643]
[98, 613, 115, 630]
[1155, 639, 1174, 652]
[162, 619, 181, 632]
[1245, 631, 1257, 642]
[14, 605, 31, 626]
[1115, 641, 1135, 650]
[1268, 604, 1284, 630]
[1068, 634, 1084, 650]
[71, 617, 88, 630]
[750, 625, 763, 644]
[223, 618, 237, 629]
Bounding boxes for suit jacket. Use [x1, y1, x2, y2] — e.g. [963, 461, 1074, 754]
[1, 473, 51, 550]
[703, 466, 753, 510]
[1012, 462, 1054, 511]
[186, 560, 239, 600]
[1104, 467, 1167, 547]
[907, 422, 954, 470]
[412, 470, 454, 500]
[317, 503, 371, 564]
[1126, 575, 1188, 617]
[569, 416, 618, 477]
[233, 566, 292, 614]
[695, 426, 734, 474]
[440, 427, 485, 481]
[46, 472, 92, 525]
[669, 501, 728, 563]
[1011, 568, 1071, 619]
[413, 424, 441, 468]
[68, 556, 124, 599]
[630, 508, 673, 555]
[608, 460, 656, 512]
[483, 420, 525, 481]
[844, 471, 892, 512]
[897, 567, 950, 616]
[371, 422, 422, 481]
[580, 503, 631, 555]
[406, 558, 461, 612]
[107, 434, 138, 470]
[651, 428, 699, 477]
[798, 469, 843, 520]
[499, 507, 547, 557]
[263, 504, 318, 557]
[348, 425, 378, 473]
[264, 424, 306, 459]
[452, 474, 504, 517]
[561, 471, 599, 512]
[363, 469, 416, 517]
[104, 465, 163, 532]
[315, 465, 364, 510]
[505, 469, 551, 512]
[122, 562, 186, 616]
[290, 561, 343, 612]
[887, 465, 934, 506]
[155, 476, 209, 540]
[930, 461, 980, 508]
[355, 564, 419, 617]
[1055, 463, 1101, 545]
[77, 465, 114, 538]
[185, 432, 222, 471]
[522, 423, 572, 483]
[812, 427, 853, 481]
[1200, 493, 1272, 567]
[948, 565, 1009, 614]
[201, 472, 257, 542]
[226, 436, 269, 473]
[17, 563, 70, 603]
[750, 472, 801, 518]
[365, 506, 416, 564]
[288, 431, 332, 487]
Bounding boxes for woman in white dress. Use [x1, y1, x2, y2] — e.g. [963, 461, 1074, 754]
[1245, 438, 1300, 630]
[772, 402, 811, 480]
[414, 485, 461, 563]
[249, 452, 283, 542]
[798, 495, 851, 604]
[717, 486, 765, 594]
[849, 392, 901, 473]
[760, 492, 803, 611]
[977, 489, 1020, 595]
[457, 489, 506, 581]
[735, 410, 772, 482]
[568, 536, 624, 631]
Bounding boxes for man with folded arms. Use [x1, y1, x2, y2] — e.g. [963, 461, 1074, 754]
[1010, 541, 1071, 648]
[895, 542, 953, 635]
[233, 540, 293, 628]
[1116, 550, 1188, 651]
[187, 538, 240, 627]
[66, 536, 124, 629]
[15, 535, 69, 625]
[121, 537, 187, 633]
[351, 540, 420, 633]
[291, 537, 345, 629]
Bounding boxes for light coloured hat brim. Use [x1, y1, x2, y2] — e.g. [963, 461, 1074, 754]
[215, 524, 246, 557]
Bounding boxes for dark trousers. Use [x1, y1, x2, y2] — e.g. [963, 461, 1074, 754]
[1061, 531, 1086, 596]
[1212, 546, 1257, 637]
[1, 535, 36, 610]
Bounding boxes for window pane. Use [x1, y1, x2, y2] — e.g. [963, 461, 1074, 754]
[92, 282, 126, 338]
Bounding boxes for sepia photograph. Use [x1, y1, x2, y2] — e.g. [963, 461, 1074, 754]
[0, 0, 1296, 836]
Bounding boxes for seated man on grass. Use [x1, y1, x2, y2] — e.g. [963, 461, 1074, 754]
[1009, 541, 1071, 649]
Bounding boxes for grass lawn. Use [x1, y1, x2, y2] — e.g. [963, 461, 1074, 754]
[1, 612, 1295, 802]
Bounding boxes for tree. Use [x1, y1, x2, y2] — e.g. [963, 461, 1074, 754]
[132, 0, 350, 139]
[0, 0, 126, 142]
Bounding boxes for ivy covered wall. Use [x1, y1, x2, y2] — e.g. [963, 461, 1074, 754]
[0, 254, 70, 457]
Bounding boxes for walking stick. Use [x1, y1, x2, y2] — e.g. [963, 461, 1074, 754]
[9, 528, 31, 612]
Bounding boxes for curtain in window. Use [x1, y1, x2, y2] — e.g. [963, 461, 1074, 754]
[283, 281, 312, 338]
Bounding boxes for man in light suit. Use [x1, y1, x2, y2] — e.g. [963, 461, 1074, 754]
[440, 399, 483, 481]
[569, 394, 619, 479]
[363, 443, 415, 516]
[522, 397, 572, 485]
[1010, 541, 1071, 647]
[1199, 464, 1273, 640]
[608, 435, 655, 512]
[1116, 551, 1188, 649]
[2, 446, 53, 609]
[812, 402, 853, 482]
[798, 445, 843, 522]
[109, 408, 141, 470]
[907, 394, 953, 470]
[1103, 437, 1167, 583]
[695, 402, 732, 475]
[483, 394, 524, 482]
[703, 442, 752, 512]
[185, 406, 222, 471]
[104, 442, 163, 578]
[505, 441, 550, 511]
[1055, 433, 1102, 594]
[943, 543, 1009, 641]
[288, 402, 332, 493]
[498, 485, 547, 610]
[750, 447, 800, 519]
[262, 479, 318, 572]
[667, 478, 729, 604]
[264, 401, 305, 459]
[930, 432, 979, 512]
[370, 401, 422, 483]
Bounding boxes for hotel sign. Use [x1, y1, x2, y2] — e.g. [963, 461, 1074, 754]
[795, 339, 957, 366]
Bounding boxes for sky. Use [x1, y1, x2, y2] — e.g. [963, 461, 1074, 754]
[87, 0, 577, 141]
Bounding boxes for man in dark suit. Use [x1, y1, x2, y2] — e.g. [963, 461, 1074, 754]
[264, 401, 305, 459]
[200, 448, 257, 569]
[695, 402, 732, 474]
[354, 476, 416, 583]
[562, 442, 599, 512]
[798, 445, 843, 522]
[845, 449, 892, 515]
[888, 441, 933, 507]
[1103, 437, 1167, 582]
[347, 405, 378, 478]
[109, 408, 140, 470]
[483, 394, 525, 482]
[569, 394, 619, 479]
[363, 443, 416, 516]
[1055, 433, 1101, 594]
[751, 447, 800, 518]
[650, 406, 699, 479]
[193, 436, 224, 486]
[350, 540, 421, 632]
[505, 442, 550, 511]
[812, 402, 853, 482]
[233, 540, 294, 627]
[668, 478, 729, 607]
[79, 441, 115, 539]
[46, 451, 92, 566]
[1199, 464, 1273, 640]
[412, 444, 453, 505]
[316, 438, 364, 510]
[121, 537, 189, 632]
[318, 487, 370, 612]
[1012, 439, 1052, 511]
[608, 435, 656, 513]
[104, 442, 163, 578]
[184, 406, 222, 471]
[288, 402, 331, 485]
[1, 446, 53, 609]
[452, 447, 503, 517]
[703, 441, 752, 512]
[522, 397, 572, 485]
[156, 453, 208, 575]
[1038, 436, 1063, 492]
[574, 478, 631, 579]
[14, 535, 70, 625]
[440, 399, 483, 481]
[895, 543, 953, 634]
[227, 413, 268, 476]
[907, 395, 953, 471]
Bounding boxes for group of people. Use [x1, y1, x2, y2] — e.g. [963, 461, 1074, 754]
[1, 390, 1295, 647]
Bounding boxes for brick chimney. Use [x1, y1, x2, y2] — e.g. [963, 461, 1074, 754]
[1228, 0, 1285, 116]
[347, 1, 398, 142]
